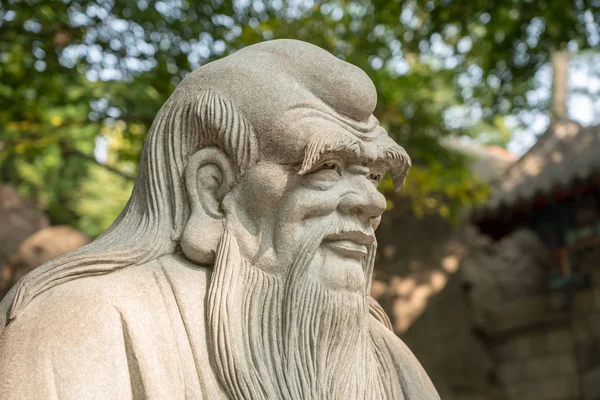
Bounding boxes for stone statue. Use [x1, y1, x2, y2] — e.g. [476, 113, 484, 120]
[0, 39, 439, 399]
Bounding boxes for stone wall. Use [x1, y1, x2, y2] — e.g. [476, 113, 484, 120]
[487, 298, 579, 400]
[481, 273, 600, 400]
[372, 203, 505, 399]
[385, 215, 600, 400]
[570, 279, 600, 400]
[416, 279, 600, 400]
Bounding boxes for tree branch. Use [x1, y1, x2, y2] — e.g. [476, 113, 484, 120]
[0, 136, 137, 182]
[69, 150, 136, 181]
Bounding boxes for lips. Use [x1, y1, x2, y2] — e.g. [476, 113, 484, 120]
[322, 231, 374, 259]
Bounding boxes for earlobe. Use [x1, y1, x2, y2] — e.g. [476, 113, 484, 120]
[181, 147, 236, 266]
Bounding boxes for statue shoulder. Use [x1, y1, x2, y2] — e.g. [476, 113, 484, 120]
[1, 260, 164, 334]
[0, 255, 211, 334]
[0, 269, 143, 399]
[0, 258, 215, 399]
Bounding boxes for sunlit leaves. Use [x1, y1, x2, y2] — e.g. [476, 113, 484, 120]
[1, 0, 598, 236]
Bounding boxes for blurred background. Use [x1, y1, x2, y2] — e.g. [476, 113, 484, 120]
[1, 1, 600, 399]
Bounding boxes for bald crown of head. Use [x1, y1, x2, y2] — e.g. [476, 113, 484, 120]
[179, 39, 378, 127]
[175, 39, 410, 188]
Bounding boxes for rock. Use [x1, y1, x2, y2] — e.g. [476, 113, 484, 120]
[7, 225, 90, 283]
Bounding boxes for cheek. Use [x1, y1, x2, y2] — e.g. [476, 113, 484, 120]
[231, 164, 289, 217]
[283, 174, 343, 221]
[271, 186, 340, 259]
[287, 190, 340, 221]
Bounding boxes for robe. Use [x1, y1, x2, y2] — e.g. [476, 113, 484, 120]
[0, 255, 439, 399]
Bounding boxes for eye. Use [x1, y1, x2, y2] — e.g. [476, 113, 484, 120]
[320, 161, 341, 174]
[304, 159, 343, 182]
[368, 173, 383, 183]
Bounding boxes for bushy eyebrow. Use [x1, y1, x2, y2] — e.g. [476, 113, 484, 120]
[375, 134, 412, 191]
[298, 130, 361, 175]
[298, 132, 411, 191]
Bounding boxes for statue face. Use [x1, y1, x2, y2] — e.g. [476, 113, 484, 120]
[222, 116, 392, 292]
[206, 114, 400, 398]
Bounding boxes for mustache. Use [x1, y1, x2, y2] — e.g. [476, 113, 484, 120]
[285, 219, 377, 288]
[328, 219, 375, 236]
[322, 220, 375, 246]
[291, 220, 375, 263]
[323, 220, 376, 246]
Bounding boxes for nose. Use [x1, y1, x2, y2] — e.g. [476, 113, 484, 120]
[338, 181, 387, 221]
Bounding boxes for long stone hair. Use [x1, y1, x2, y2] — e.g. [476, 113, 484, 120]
[2, 87, 258, 324]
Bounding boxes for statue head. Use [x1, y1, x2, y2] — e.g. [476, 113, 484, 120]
[175, 40, 410, 292]
[4, 39, 412, 398]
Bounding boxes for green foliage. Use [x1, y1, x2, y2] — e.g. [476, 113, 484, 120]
[0, 0, 598, 236]
[72, 165, 134, 237]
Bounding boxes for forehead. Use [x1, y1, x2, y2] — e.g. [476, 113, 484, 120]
[262, 107, 394, 164]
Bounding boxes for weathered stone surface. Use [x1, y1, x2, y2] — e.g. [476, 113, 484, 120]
[400, 259, 505, 400]
[397, 221, 600, 400]
[461, 228, 551, 328]
[575, 337, 600, 372]
[0, 40, 438, 399]
[582, 367, 600, 400]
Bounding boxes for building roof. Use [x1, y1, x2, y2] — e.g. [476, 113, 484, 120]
[442, 137, 516, 183]
[478, 120, 600, 214]
[478, 120, 600, 217]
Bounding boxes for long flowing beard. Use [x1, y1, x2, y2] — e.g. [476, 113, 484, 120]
[207, 221, 391, 399]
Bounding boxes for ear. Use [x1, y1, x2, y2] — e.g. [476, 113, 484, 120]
[180, 147, 236, 266]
